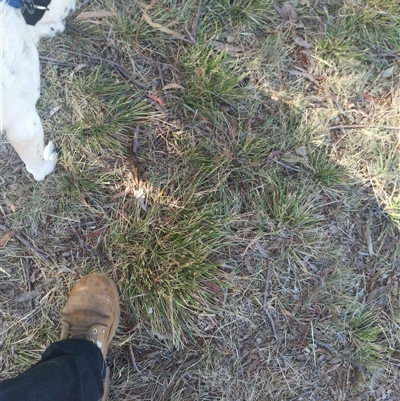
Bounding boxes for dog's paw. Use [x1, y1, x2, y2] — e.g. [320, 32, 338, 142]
[29, 141, 58, 181]
[43, 141, 57, 161]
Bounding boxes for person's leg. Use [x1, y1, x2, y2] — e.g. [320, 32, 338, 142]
[0, 339, 105, 401]
[0, 274, 120, 401]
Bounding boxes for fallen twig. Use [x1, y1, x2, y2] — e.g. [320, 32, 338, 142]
[40, 56, 78, 67]
[14, 233, 51, 263]
[23, 260, 34, 309]
[62, 49, 149, 89]
[123, 324, 140, 336]
[191, 0, 202, 41]
[0, 223, 51, 263]
[275, 160, 300, 172]
[128, 344, 142, 374]
[137, 54, 179, 72]
[314, 339, 368, 374]
[328, 125, 400, 131]
[14, 290, 41, 303]
[262, 267, 278, 339]
[262, 267, 271, 310]
[129, 126, 140, 185]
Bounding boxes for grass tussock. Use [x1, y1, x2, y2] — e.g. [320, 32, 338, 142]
[109, 176, 225, 341]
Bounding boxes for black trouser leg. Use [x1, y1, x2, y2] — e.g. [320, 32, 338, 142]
[0, 339, 106, 401]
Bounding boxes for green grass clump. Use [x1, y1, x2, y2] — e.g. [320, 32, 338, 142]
[386, 196, 400, 221]
[68, 70, 150, 142]
[109, 178, 224, 341]
[315, 0, 400, 65]
[179, 42, 248, 123]
[209, 0, 274, 28]
[255, 177, 321, 230]
[350, 310, 388, 369]
[308, 151, 342, 187]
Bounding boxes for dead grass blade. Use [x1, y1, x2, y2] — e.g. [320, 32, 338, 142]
[128, 344, 142, 374]
[0, 230, 15, 248]
[75, 10, 115, 20]
[129, 126, 140, 185]
[199, 279, 221, 294]
[262, 267, 278, 340]
[328, 125, 400, 131]
[210, 41, 243, 56]
[142, 11, 194, 43]
[191, 0, 202, 40]
[162, 83, 184, 90]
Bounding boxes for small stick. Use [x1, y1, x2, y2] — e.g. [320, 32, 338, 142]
[0, 223, 51, 263]
[310, 321, 317, 367]
[191, 0, 202, 41]
[157, 65, 165, 88]
[275, 160, 300, 172]
[129, 126, 140, 184]
[328, 125, 400, 131]
[184, 28, 196, 44]
[138, 55, 179, 72]
[314, 339, 368, 374]
[128, 344, 142, 374]
[262, 267, 278, 339]
[123, 323, 140, 336]
[264, 308, 278, 340]
[272, 0, 282, 17]
[133, 125, 139, 154]
[14, 232, 51, 263]
[262, 267, 271, 310]
[39, 56, 78, 67]
[62, 49, 149, 89]
[23, 260, 34, 310]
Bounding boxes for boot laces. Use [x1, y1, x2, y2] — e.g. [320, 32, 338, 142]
[63, 322, 92, 340]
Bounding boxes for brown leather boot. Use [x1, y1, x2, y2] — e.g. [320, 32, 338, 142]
[60, 274, 120, 400]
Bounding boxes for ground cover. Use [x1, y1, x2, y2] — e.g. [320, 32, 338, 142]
[1, 0, 400, 399]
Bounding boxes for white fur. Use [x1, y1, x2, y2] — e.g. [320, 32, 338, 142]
[27, 0, 76, 44]
[0, 0, 75, 181]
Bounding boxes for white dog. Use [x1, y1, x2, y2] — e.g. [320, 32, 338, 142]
[1, 0, 75, 181]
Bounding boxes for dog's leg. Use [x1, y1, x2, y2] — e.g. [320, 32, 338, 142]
[6, 108, 57, 181]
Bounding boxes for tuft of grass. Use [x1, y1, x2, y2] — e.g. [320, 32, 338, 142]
[386, 196, 400, 221]
[254, 176, 321, 230]
[179, 42, 248, 124]
[315, 1, 400, 65]
[66, 69, 151, 142]
[209, 0, 275, 28]
[107, 173, 225, 342]
[307, 150, 343, 186]
[350, 309, 387, 368]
